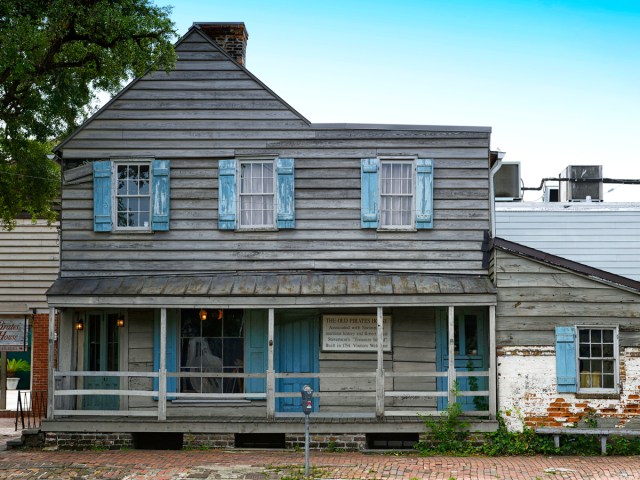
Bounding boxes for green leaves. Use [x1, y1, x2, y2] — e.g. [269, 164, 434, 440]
[0, 0, 176, 228]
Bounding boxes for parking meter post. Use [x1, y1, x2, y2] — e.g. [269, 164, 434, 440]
[301, 385, 313, 477]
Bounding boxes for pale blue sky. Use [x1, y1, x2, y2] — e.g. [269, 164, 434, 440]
[155, 0, 640, 200]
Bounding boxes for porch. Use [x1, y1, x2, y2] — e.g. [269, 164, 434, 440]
[45, 272, 498, 436]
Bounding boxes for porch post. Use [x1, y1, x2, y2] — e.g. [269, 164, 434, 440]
[375, 306, 385, 418]
[488, 304, 497, 419]
[447, 305, 456, 408]
[158, 308, 167, 421]
[266, 308, 275, 419]
[47, 307, 56, 419]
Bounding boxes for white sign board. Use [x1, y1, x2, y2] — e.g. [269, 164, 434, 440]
[0, 318, 27, 352]
[322, 315, 391, 352]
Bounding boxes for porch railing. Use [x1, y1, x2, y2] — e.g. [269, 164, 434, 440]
[50, 368, 491, 420]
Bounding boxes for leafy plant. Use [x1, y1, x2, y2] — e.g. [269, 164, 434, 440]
[6, 358, 30, 377]
[415, 384, 474, 455]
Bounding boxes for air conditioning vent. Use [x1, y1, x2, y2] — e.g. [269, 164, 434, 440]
[560, 165, 603, 202]
[494, 162, 521, 201]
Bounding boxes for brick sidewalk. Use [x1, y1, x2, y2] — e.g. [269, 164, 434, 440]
[0, 449, 639, 479]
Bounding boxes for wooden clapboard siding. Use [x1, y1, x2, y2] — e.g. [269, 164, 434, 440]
[0, 219, 59, 311]
[496, 203, 640, 281]
[495, 250, 640, 347]
[58, 28, 491, 278]
[126, 309, 154, 409]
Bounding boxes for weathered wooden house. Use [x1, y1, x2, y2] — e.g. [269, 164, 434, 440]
[44, 22, 501, 449]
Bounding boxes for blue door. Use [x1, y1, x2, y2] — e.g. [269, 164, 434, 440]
[275, 311, 319, 413]
[83, 313, 120, 410]
[436, 308, 488, 411]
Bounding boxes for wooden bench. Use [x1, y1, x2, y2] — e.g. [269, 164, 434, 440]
[536, 427, 640, 455]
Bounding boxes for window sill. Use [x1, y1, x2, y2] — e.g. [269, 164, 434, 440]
[576, 392, 620, 400]
[110, 230, 154, 234]
[376, 227, 417, 232]
[171, 399, 253, 405]
[236, 227, 278, 232]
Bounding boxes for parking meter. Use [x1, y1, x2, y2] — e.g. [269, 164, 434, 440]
[301, 385, 313, 415]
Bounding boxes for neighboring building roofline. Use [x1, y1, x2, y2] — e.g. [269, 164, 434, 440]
[492, 237, 640, 293]
[312, 123, 491, 133]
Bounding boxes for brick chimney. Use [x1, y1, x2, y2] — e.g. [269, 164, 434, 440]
[195, 22, 249, 66]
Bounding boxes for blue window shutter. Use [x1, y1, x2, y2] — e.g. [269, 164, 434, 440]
[276, 158, 295, 229]
[93, 160, 112, 232]
[218, 159, 237, 230]
[153, 311, 178, 400]
[416, 158, 434, 229]
[245, 310, 268, 397]
[555, 326, 577, 393]
[151, 160, 170, 231]
[361, 158, 379, 228]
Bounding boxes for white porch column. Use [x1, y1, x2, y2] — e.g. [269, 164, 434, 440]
[447, 305, 456, 408]
[489, 304, 497, 419]
[47, 307, 56, 419]
[375, 306, 385, 418]
[266, 308, 275, 419]
[158, 308, 167, 421]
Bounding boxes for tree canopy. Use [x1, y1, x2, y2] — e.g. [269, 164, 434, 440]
[0, 0, 176, 229]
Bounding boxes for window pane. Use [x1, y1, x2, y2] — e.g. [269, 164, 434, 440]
[602, 374, 615, 389]
[464, 315, 478, 355]
[603, 344, 614, 357]
[202, 314, 222, 337]
[592, 330, 601, 343]
[579, 344, 590, 357]
[591, 344, 602, 358]
[579, 329, 589, 343]
[223, 338, 244, 368]
[603, 330, 613, 343]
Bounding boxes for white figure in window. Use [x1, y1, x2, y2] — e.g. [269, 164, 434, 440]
[184, 338, 222, 393]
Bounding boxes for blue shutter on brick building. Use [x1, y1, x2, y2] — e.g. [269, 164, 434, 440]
[555, 326, 577, 393]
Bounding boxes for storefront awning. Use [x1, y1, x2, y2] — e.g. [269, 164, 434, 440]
[47, 272, 496, 308]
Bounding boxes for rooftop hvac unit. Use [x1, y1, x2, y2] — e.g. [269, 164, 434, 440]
[560, 165, 603, 202]
[494, 162, 521, 201]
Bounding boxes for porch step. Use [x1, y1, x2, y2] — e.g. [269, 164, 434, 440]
[5, 438, 23, 450]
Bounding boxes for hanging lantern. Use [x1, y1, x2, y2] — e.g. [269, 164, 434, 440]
[199, 309, 208, 321]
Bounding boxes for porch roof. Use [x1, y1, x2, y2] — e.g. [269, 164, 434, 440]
[47, 272, 496, 308]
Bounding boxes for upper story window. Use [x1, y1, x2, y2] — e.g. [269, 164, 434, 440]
[93, 159, 170, 233]
[115, 162, 151, 230]
[218, 158, 295, 231]
[239, 161, 275, 229]
[361, 157, 433, 231]
[380, 161, 414, 229]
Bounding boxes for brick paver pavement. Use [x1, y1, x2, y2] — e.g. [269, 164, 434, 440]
[0, 449, 639, 479]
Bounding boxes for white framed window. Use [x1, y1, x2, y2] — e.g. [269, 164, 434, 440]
[114, 161, 151, 231]
[379, 159, 415, 230]
[238, 160, 275, 229]
[577, 326, 618, 392]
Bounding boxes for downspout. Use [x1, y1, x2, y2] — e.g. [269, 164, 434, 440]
[489, 150, 506, 238]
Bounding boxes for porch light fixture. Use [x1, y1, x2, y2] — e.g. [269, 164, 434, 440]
[116, 316, 125, 328]
[199, 309, 208, 321]
[75, 319, 84, 331]
[217, 309, 224, 321]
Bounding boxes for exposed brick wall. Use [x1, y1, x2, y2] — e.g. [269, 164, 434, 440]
[498, 346, 640, 431]
[184, 433, 234, 449]
[31, 313, 57, 394]
[286, 434, 366, 451]
[45, 432, 132, 450]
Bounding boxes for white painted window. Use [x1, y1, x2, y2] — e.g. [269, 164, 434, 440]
[379, 160, 415, 229]
[239, 161, 275, 228]
[577, 327, 618, 392]
[114, 162, 151, 230]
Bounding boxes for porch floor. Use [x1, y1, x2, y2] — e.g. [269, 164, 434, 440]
[41, 415, 498, 435]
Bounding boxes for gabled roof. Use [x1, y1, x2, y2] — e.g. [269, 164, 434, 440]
[54, 24, 310, 153]
[492, 237, 640, 293]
